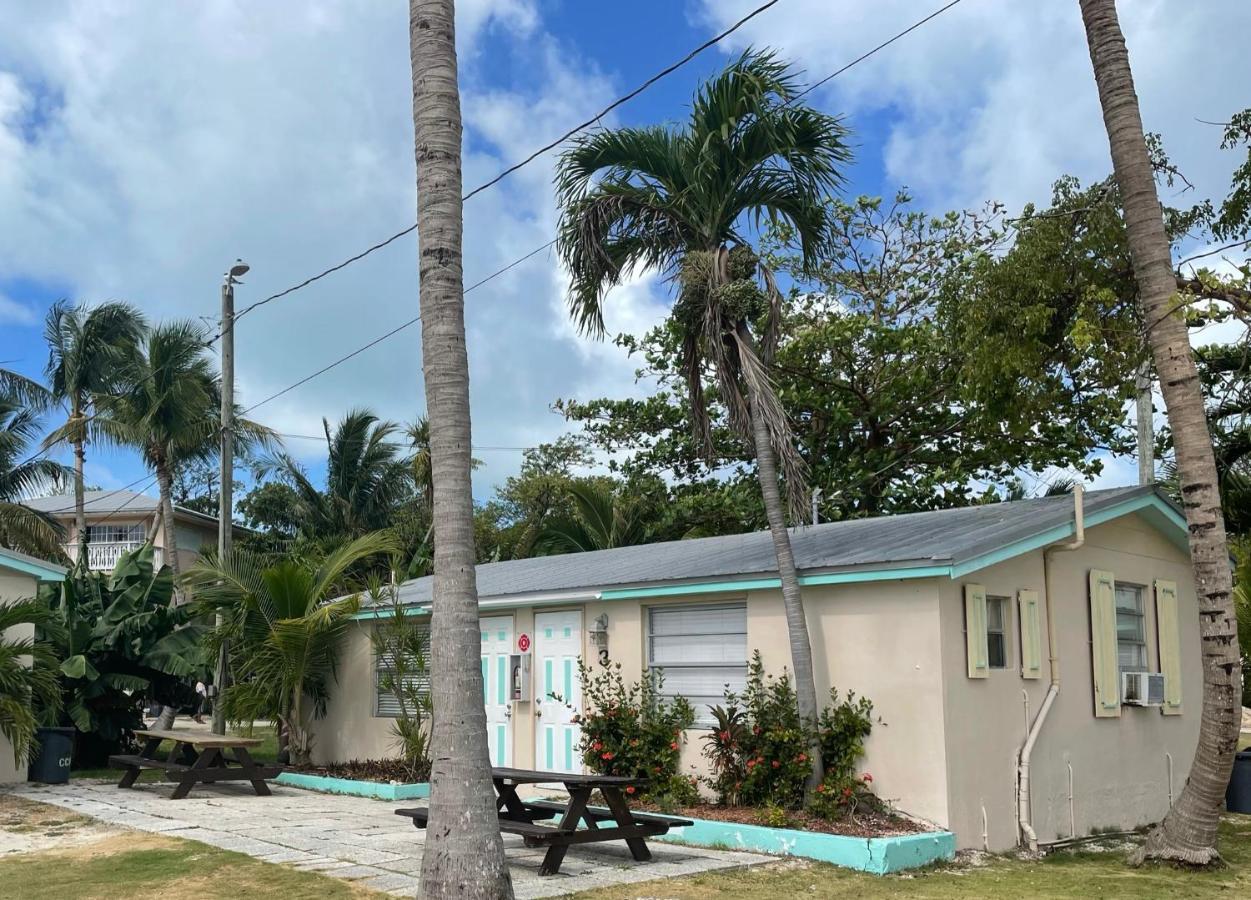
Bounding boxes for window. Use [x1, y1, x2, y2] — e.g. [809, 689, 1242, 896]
[375, 626, 431, 718]
[986, 596, 1009, 669]
[86, 523, 144, 544]
[1115, 584, 1148, 673]
[648, 603, 747, 725]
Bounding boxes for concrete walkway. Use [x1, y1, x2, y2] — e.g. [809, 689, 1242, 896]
[7, 780, 766, 899]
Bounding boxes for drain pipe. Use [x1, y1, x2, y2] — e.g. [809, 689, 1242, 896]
[1018, 485, 1084, 851]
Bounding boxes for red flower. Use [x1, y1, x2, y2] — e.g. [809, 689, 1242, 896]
[626, 786, 636, 795]
[752, 726, 762, 735]
[796, 753, 807, 763]
[629, 739, 639, 747]
[601, 751, 615, 761]
[719, 730, 731, 741]
[771, 760, 780, 769]
[654, 766, 662, 773]
[816, 784, 825, 794]
[842, 787, 853, 798]
[862, 773, 873, 783]
[669, 741, 679, 751]
[591, 741, 603, 751]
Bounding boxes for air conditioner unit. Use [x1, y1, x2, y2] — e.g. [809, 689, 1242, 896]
[1122, 671, 1165, 707]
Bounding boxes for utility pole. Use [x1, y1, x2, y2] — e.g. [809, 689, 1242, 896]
[1135, 361, 1154, 485]
[212, 259, 248, 735]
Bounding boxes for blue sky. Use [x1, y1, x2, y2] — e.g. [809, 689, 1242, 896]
[0, 0, 1247, 510]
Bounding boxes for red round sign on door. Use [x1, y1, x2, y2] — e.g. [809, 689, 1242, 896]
[517, 633, 531, 652]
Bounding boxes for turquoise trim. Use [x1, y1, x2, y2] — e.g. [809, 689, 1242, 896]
[496, 724, 506, 765]
[600, 565, 950, 601]
[496, 656, 506, 705]
[276, 771, 429, 801]
[481, 656, 488, 703]
[654, 816, 955, 874]
[545, 726, 554, 769]
[544, 658, 554, 700]
[563, 658, 573, 701]
[0, 549, 67, 582]
[564, 727, 574, 771]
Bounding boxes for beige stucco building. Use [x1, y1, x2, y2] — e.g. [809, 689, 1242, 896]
[24, 489, 224, 574]
[311, 484, 1202, 851]
[0, 547, 67, 784]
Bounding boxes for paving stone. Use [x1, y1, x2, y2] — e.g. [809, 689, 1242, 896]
[324, 864, 391, 881]
[357, 872, 423, 894]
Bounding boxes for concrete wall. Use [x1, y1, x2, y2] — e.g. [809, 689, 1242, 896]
[0, 570, 39, 784]
[938, 512, 1201, 851]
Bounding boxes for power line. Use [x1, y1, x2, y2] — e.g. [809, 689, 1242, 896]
[228, 0, 783, 326]
[788, 0, 966, 105]
[273, 430, 535, 451]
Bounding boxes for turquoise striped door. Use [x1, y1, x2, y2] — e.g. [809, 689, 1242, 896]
[479, 615, 514, 766]
[534, 610, 583, 774]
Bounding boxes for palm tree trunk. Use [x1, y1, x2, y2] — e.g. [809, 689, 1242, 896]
[72, 405, 87, 565]
[410, 1, 513, 897]
[746, 378, 824, 792]
[1079, 0, 1242, 864]
[156, 461, 181, 578]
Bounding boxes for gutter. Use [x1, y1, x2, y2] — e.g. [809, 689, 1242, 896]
[1018, 485, 1084, 851]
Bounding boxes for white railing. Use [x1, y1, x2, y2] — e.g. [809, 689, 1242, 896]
[66, 542, 164, 571]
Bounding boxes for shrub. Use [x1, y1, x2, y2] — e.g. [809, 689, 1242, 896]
[368, 582, 432, 781]
[702, 652, 881, 821]
[568, 660, 697, 805]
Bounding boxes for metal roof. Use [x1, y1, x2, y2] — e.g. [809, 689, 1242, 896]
[380, 484, 1171, 608]
[24, 489, 222, 527]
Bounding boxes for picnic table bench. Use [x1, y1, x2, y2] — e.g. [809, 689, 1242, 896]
[396, 767, 692, 876]
[109, 729, 280, 800]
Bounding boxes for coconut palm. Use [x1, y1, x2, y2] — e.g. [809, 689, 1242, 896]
[41, 300, 146, 561]
[1079, 0, 1241, 864]
[406, 416, 434, 512]
[409, 0, 513, 894]
[184, 531, 397, 766]
[0, 597, 63, 767]
[84, 321, 273, 577]
[259, 409, 412, 543]
[555, 50, 851, 790]
[0, 390, 67, 559]
[536, 481, 650, 554]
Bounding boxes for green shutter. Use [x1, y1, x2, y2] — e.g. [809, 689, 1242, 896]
[965, 584, 989, 679]
[1089, 569, 1121, 717]
[1018, 589, 1043, 680]
[1155, 579, 1183, 715]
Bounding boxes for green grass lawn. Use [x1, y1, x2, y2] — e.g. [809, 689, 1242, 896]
[572, 815, 1251, 900]
[70, 725, 279, 782]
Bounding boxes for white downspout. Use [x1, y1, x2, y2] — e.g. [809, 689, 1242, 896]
[1018, 485, 1084, 851]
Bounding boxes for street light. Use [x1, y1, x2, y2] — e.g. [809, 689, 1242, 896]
[226, 259, 249, 283]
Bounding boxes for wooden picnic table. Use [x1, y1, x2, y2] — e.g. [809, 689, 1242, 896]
[396, 767, 692, 876]
[109, 729, 280, 800]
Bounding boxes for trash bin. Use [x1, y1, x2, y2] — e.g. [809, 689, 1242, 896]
[1228, 750, 1251, 814]
[27, 727, 74, 784]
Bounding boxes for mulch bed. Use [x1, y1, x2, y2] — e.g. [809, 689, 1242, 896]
[636, 800, 925, 838]
[290, 758, 430, 784]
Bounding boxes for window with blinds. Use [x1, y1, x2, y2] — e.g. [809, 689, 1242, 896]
[375, 626, 431, 718]
[648, 603, 747, 725]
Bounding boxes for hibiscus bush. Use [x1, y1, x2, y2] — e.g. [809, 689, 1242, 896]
[702, 652, 880, 820]
[569, 660, 698, 806]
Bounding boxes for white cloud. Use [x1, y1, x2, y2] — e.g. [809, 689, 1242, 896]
[0, 293, 35, 325]
[0, 0, 675, 494]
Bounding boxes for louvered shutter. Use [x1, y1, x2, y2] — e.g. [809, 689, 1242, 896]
[1089, 569, 1121, 717]
[1154, 579, 1183, 715]
[375, 630, 431, 717]
[964, 584, 989, 679]
[1018, 589, 1043, 680]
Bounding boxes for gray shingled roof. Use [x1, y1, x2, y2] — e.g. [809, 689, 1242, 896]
[381, 484, 1166, 608]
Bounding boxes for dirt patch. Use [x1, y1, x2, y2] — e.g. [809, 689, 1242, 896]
[291, 758, 430, 783]
[635, 800, 924, 838]
[0, 795, 121, 856]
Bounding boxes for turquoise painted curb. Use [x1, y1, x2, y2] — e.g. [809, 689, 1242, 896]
[275, 771, 429, 801]
[655, 817, 955, 874]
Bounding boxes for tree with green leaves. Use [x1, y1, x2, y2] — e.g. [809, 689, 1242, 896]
[0, 389, 67, 559]
[535, 481, 650, 554]
[185, 531, 396, 766]
[555, 51, 851, 791]
[43, 544, 203, 766]
[41, 301, 146, 562]
[0, 597, 62, 768]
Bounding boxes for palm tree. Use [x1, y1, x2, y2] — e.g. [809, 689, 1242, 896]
[90, 321, 273, 577]
[555, 50, 851, 790]
[0, 597, 62, 767]
[406, 416, 434, 512]
[0, 389, 67, 559]
[259, 409, 412, 543]
[1078, 0, 1241, 864]
[184, 532, 396, 765]
[42, 300, 146, 562]
[409, 0, 513, 895]
[536, 481, 649, 554]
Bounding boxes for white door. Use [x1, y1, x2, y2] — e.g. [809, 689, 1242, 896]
[480, 615, 514, 767]
[534, 610, 583, 774]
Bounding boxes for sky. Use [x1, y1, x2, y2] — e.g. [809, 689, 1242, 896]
[0, 0, 1248, 509]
